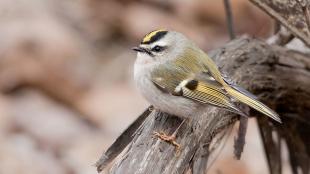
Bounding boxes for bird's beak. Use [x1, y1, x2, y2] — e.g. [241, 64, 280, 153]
[132, 46, 146, 53]
[132, 46, 153, 56]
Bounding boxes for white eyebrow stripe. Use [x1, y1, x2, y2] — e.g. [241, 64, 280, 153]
[150, 40, 167, 47]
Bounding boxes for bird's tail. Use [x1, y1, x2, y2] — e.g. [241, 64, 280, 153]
[225, 86, 281, 123]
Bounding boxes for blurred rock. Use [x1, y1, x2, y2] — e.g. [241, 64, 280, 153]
[61, 133, 113, 174]
[80, 83, 148, 136]
[9, 90, 94, 149]
[0, 134, 66, 174]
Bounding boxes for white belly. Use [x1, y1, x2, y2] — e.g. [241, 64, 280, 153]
[134, 62, 199, 118]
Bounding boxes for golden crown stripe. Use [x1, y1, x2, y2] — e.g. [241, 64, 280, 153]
[142, 29, 166, 43]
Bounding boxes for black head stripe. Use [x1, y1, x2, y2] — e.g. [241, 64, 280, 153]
[141, 30, 168, 44]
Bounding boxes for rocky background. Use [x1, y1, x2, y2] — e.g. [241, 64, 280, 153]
[0, 0, 292, 173]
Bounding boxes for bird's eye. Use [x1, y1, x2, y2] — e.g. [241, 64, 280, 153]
[151, 45, 164, 52]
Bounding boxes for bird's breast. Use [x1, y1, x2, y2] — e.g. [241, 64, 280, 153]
[134, 62, 199, 118]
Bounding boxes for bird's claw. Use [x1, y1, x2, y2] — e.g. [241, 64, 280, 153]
[153, 131, 181, 152]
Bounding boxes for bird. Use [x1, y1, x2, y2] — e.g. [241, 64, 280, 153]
[132, 29, 281, 147]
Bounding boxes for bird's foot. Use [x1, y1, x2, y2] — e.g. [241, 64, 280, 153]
[153, 131, 181, 151]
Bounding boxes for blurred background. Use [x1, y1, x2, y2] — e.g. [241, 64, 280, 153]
[0, 0, 290, 173]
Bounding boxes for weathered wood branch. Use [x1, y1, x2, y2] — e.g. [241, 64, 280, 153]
[97, 36, 310, 174]
[250, 0, 310, 47]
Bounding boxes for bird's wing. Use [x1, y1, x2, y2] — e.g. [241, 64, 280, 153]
[180, 79, 245, 115]
[151, 65, 245, 116]
[151, 51, 280, 122]
[199, 54, 281, 122]
[222, 75, 258, 100]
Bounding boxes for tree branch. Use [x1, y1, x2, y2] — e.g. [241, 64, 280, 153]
[250, 0, 310, 47]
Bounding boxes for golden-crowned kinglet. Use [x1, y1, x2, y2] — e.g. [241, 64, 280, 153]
[133, 29, 281, 123]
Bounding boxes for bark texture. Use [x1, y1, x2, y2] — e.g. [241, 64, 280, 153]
[250, 0, 310, 46]
[100, 36, 310, 174]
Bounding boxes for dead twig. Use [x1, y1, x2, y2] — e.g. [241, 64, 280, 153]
[234, 116, 248, 160]
[223, 0, 236, 40]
